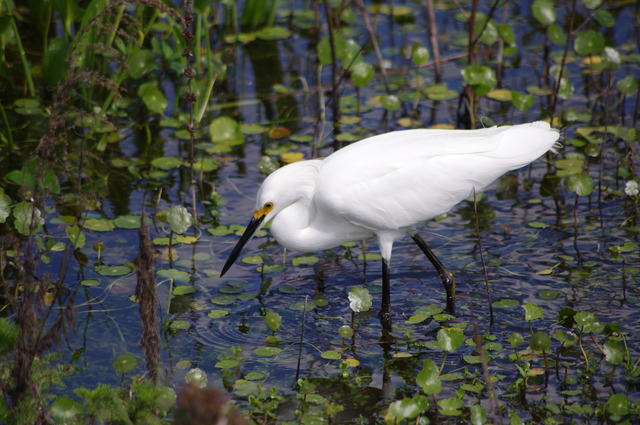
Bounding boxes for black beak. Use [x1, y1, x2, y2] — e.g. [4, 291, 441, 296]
[220, 214, 266, 277]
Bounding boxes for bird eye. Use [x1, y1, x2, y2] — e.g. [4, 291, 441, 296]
[265, 202, 274, 209]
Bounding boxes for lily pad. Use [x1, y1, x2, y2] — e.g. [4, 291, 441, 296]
[253, 346, 282, 357]
[95, 264, 134, 277]
[291, 255, 319, 266]
[207, 310, 229, 318]
[348, 286, 372, 313]
[211, 295, 238, 305]
[173, 285, 197, 296]
[83, 218, 115, 232]
[210, 116, 244, 145]
[113, 215, 144, 229]
[113, 353, 138, 373]
[320, 350, 341, 360]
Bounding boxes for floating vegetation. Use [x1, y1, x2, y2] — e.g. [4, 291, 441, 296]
[1, 0, 640, 423]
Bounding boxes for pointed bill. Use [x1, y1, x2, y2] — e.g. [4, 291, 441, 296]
[220, 214, 266, 277]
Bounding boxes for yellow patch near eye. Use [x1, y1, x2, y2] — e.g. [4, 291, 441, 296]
[253, 202, 274, 219]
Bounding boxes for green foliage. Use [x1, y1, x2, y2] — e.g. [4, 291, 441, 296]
[532, 0, 556, 26]
[417, 359, 441, 394]
[462, 65, 497, 95]
[348, 286, 372, 312]
[2, 0, 640, 424]
[264, 311, 282, 332]
[167, 205, 193, 234]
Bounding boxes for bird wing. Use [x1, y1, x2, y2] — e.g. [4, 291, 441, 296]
[315, 123, 557, 232]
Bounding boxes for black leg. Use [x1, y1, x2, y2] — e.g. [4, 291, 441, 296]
[411, 233, 456, 314]
[379, 258, 392, 320]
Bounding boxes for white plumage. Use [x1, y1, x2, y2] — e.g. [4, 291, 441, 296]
[221, 121, 560, 318]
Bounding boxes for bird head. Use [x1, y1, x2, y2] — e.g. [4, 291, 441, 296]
[219, 160, 322, 277]
[219, 200, 273, 278]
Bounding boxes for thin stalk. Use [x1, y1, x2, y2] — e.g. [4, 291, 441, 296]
[322, 0, 340, 146]
[425, 0, 442, 82]
[473, 190, 493, 326]
[295, 296, 308, 380]
[0, 103, 15, 151]
[353, 0, 391, 93]
[550, 0, 577, 123]
[8, 15, 36, 97]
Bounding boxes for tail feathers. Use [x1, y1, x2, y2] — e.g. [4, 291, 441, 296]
[490, 121, 560, 166]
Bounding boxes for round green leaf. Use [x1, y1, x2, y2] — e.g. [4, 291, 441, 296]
[603, 340, 625, 365]
[522, 304, 543, 321]
[574, 30, 605, 56]
[574, 311, 601, 333]
[264, 311, 282, 332]
[128, 49, 155, 79]
[594, 10, 615, 27]
[113, 353, 138, 373]
[66, 225, 86, 249]
[424, 84, 458, 101]
[95, 264, 134, 277]
[411, 44, 430, 65]
[261, 264, 284, 274]
[493, 298, 519, 308]
[386, 396, 429, 420]
[209, 116, 244, 145]
[439, 397, 463, 416]
[470, 404, 488, 425]
[50, 396, 81, 422]
[168, 205, 193, 234]
[351, 61, 374, 88]
[606, 393, 630, 416]
[461, 65, 497, 93]
[291, 255, 319, 266]
[537, 289, 560, 299]
[338, 325, 354, 338]
[508, 332, 525, 348]
[436, 328, 464, 352]
[253, 346, 282, 357]
[113, 215, 143, 229]
[185, 367, 208, 388]
[173, 285, 196, 296]
[497, 23, 515, 44]
[215, 359, 239, 369]
[547, 24, 566, 45]
[530, 331, 551, 352]
[152, 157, 184, 170]
[190, 157, 220, 172]
[617, 76, 639, 95]
[511, 91, 534, 111]
[245, 371, 265, 381]
[348, 286, 372, 312]
[241, 255, 264, 265]
[13, 202, 44, 236]
[320, 350, 341, 360]
[254, 26, 291, 41]
[208, 309, 229, 318]
[416, 359, 441, 394]
[582, 0, 603, 9]
[170, 320, 191, 330]
[83, 218, 114, 232]
[532, 0, 556, 26]
[566, 173, 593, 196]
[211, 295, 238, 305]
[138, 81, 168, 114]
[380, 95, 401, 111]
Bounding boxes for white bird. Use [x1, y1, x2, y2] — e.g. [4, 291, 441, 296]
[220, 121, 560, 317]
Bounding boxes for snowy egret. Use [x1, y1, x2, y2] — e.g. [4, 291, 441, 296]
[220, 121, 560, 317]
